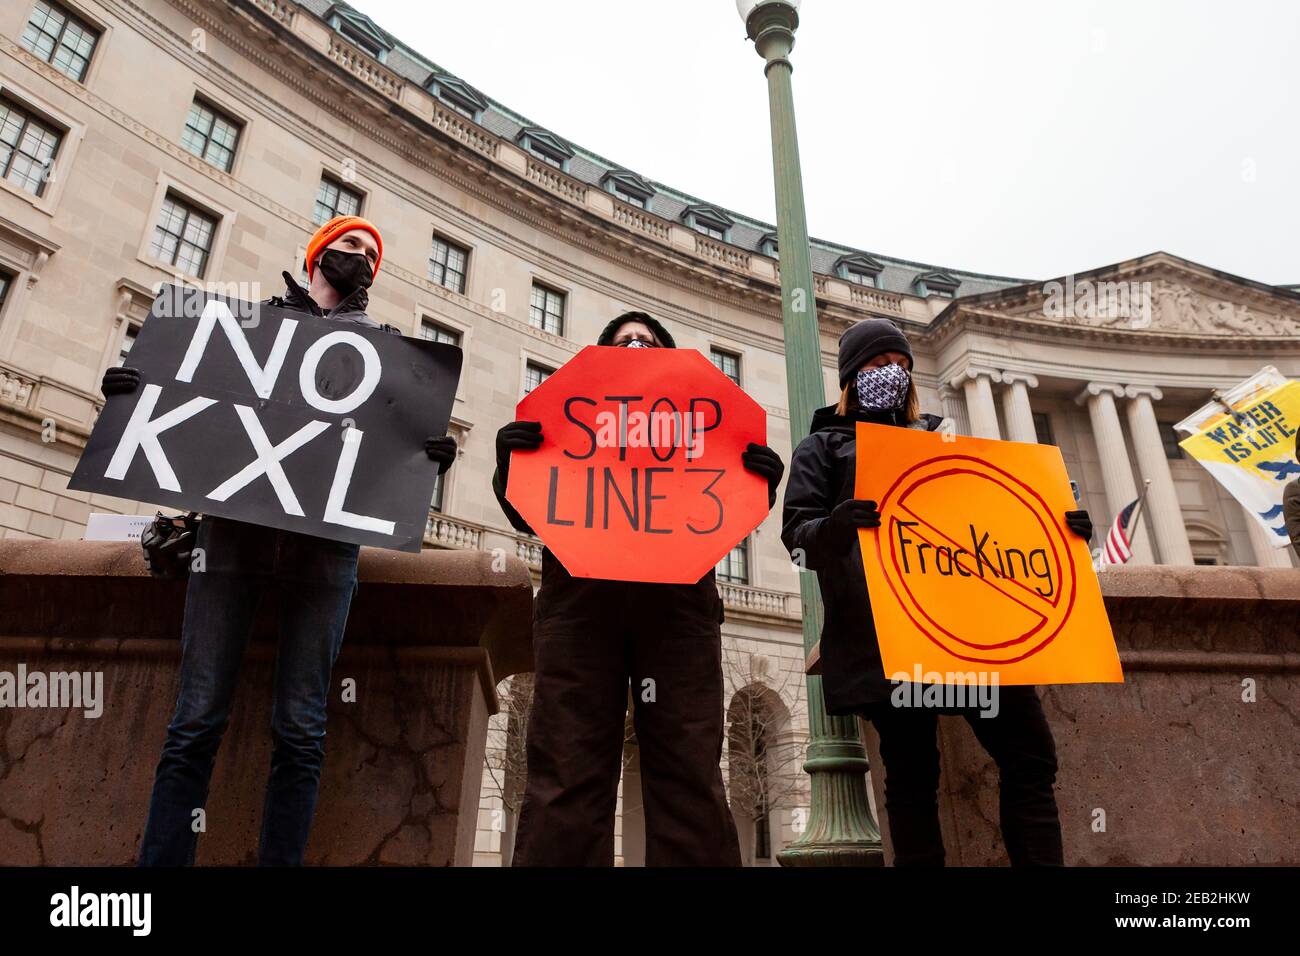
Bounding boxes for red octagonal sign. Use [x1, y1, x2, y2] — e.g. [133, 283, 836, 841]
[506, 345, 770, 584]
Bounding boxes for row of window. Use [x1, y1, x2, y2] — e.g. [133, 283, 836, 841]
[15, 2, 954, 304]
[12, 1, 888, 584]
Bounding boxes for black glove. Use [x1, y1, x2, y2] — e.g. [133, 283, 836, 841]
[425, 435, 457, 475]
[741, 442, 784, 508]
[101, 366, 141, 397]
[495, 420, 543, 480]
[139, 512, 198, 581]
[825, 497, 881, 552]
[1065, 509, 1093, 542]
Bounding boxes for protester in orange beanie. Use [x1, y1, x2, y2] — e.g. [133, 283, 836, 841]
[298, 216, 384, 316]
[101, 208, 460, 868]
[305, 214, 383, 281]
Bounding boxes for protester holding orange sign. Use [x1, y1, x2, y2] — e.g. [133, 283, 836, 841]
[781, 319, 1097, 867]
[493, 311, 785, 867]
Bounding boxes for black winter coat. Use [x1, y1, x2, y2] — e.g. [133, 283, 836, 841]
[781, 404, 942, 714]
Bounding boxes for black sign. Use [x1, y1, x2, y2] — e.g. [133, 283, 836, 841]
[71, 288, 462, 552]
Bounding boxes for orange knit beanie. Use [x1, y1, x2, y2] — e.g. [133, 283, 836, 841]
[305, 215, 383, 280]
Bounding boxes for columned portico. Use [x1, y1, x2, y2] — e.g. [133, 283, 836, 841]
[1123, 385, 1194, 565]
[951, 367, 1002, 439]
[1077, 381, 1155, 564]
[999, 371, 1039, 443]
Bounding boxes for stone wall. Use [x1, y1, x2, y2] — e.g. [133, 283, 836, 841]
[0, 540, 532, 865]
[860, 566, 1300, 865]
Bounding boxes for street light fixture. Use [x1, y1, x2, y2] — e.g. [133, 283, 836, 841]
[736, 0, 802, 54]
[735, 0, 884, 867]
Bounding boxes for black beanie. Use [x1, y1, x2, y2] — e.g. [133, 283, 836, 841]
[837, 319, 912, 387]
[597, 311, 677, 349]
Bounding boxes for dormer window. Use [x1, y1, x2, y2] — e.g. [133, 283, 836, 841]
[426, 73, 487, 122]
[759, 233, 779, 259]
[913, 270, 960, 298]
[835, 253, 883, 288]
[601, 169, 655, 210]
[614, 187, 644, 208]
[326, 5, 392, 62]
[682, 203, 733, 242]
[517, 127, 572, 171]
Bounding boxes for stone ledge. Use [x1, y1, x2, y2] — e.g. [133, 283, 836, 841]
[1097, 563, 1300, 604]
[0, 540, 535, 698]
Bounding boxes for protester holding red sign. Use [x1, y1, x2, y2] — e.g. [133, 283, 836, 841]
[493, 311, 784, 866]
[781, 318, 1093, 867]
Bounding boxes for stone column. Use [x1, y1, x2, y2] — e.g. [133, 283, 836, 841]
[1244, 508, 1294, 567]
[1000, 371, 1039, 443]
[1123, 385, 1194, 566]
[937, 384, 968, 436]
[951, 368, 1002, 439]
[1077, 382, 1154, 564]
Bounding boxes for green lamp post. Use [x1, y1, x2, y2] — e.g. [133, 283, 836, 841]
[735, 0, 884, 866]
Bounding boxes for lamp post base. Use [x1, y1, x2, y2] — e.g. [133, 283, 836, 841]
[778, 731, 886, 867]
[778, 843, 886, 868]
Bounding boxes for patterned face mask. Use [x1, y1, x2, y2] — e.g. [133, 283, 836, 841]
[855, 363, 911, 410]
[622, 339, 654, 349]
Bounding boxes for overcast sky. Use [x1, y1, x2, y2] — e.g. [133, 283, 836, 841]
[351, 0, 1299, 285]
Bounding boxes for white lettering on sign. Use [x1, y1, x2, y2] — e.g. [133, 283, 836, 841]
[175, 300, 298, 398]
[206, 406, 330, 515]
[299, 330, 381, 414]
[105, 384, 216, 491]
[323, 426, 395, 534]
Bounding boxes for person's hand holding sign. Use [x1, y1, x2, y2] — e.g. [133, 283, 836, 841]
[741, 441, 784, 508]
[1064, 509, 1093, 541]
[495, 420, 544, 483]
[424, 435, 458, 475]
[101, 366, 142, 397]
[826, 497, 882, 551]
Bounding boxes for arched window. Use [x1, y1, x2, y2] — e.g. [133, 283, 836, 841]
[726, 679, 798, 866]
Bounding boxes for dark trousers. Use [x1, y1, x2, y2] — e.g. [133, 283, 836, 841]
[512, 562, 741, 867]
[138, 518, 359, 866]
[864, 686, 1063, 866]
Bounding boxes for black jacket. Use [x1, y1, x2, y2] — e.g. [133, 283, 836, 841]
[781, 404, 942, 714]
[269, 271, 389, 331]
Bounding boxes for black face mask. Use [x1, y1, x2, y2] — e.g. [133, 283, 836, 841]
[317, 249, 374, 297]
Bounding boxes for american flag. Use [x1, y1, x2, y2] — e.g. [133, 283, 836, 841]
[1100, 497, 1140, 566]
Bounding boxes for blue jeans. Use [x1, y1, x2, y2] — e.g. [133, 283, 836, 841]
[138, 517, 360, 866]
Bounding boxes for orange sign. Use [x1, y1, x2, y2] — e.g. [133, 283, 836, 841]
[855, 423, 1122, 685]
[507, 346, 769, 584]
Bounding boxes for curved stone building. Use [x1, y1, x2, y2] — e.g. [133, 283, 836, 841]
[0, 0, 1295, 865]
